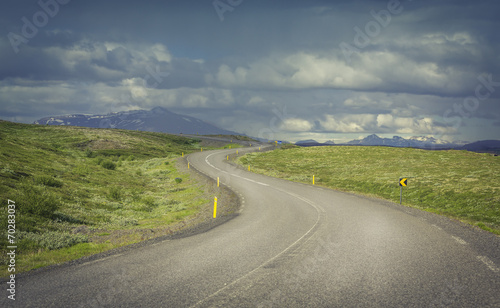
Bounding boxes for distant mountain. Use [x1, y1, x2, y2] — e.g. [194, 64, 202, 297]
[461, 140, 500, 154]
[34, 107, 239, 135]
[295, 139, 335, 147]
[345, 134, 463, 149]
[295, 139, 319, 147]
[294, 135, 498, 153]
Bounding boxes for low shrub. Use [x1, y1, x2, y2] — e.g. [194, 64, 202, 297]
[16, 183, 61, 218]
[108, 186, 122, 201]
[131, 189, 143, 201]
[18, 231, 89, 250]
[95, 157, 104, 165]
[34, 175, 63, 188]
[175, 177, 182, 184]
[142, 195, 157, 208]
[110, 217, 139, 227]
[16, 238, 39, 253]
[84, 149, 97, 158]
[53, 212, 85, 224]
[100, 160, 116, 170]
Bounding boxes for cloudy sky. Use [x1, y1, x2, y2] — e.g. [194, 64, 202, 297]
[1, 0, 499, 142]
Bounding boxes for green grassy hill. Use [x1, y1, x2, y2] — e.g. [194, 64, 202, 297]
[0, 121, 211, 276]
[238, 146, 500, 234]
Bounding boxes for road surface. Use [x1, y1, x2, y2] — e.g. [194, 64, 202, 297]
[4, 146, 500, 307]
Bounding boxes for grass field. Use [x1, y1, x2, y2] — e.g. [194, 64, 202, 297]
[238, 146, 500, 234]
[0, 121, 228, 277]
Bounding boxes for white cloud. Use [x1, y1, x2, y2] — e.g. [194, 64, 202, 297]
[7, 40, 175, 83]
[248, 96, 265, 106]
[376, 114, 394, 128]
[210, 48, 477, 97]
[376, 114, 435, 134]
[213, 52, 381, 90]
[321, 114, 375, 133]
[421, 32, 476, 45]
[343, 95, 393, 108]
[316, 112, 456, 136]
[280, 118, 313, 132]
[0, 81, 76, 105]
[150, 44, 172, 63]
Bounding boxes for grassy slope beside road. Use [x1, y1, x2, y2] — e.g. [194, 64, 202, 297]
[0, 121, 232, 277]
[238, 146, 499, 234]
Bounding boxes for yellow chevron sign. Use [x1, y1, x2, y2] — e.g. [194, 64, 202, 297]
[399, 178, 408, 187]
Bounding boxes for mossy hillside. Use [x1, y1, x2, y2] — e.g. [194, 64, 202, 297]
[0, 121, 208, 276]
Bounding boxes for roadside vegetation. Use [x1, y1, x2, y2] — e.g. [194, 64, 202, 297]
[238, 146, 500, 234]
[0, 121, 213, 277]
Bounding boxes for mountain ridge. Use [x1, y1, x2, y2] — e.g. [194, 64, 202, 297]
[460, 140, 500, 154]
[295, 139, 335, 147]
[34, 107, 240, 136]
[345, 134, 466, 149]
[294, 134, 498, 153]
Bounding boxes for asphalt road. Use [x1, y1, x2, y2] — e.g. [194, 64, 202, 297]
[4, 146, 499, 307]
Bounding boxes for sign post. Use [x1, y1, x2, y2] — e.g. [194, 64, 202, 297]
[399, 178, 407, 204]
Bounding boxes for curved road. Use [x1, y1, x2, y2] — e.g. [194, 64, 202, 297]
[6, 146, 500, 307]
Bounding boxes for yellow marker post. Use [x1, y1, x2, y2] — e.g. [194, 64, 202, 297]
[227, 155, 229, 161]
[313, 175, 315, 185]
[259, 147, 261, 151]
[182, 152, 184, 157]
[188, 162, 190, 169]
[248, 165, 250, 171]
[217, 177, 220, 187]
[213, 197, 218, 218]
[201, 148, 203, 152]
[236, 150, 239, 155]
[229, 145, 231, 149]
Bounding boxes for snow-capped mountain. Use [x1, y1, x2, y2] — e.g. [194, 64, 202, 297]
[346, 134, 463, 148]
[34, 107, 239, 135]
